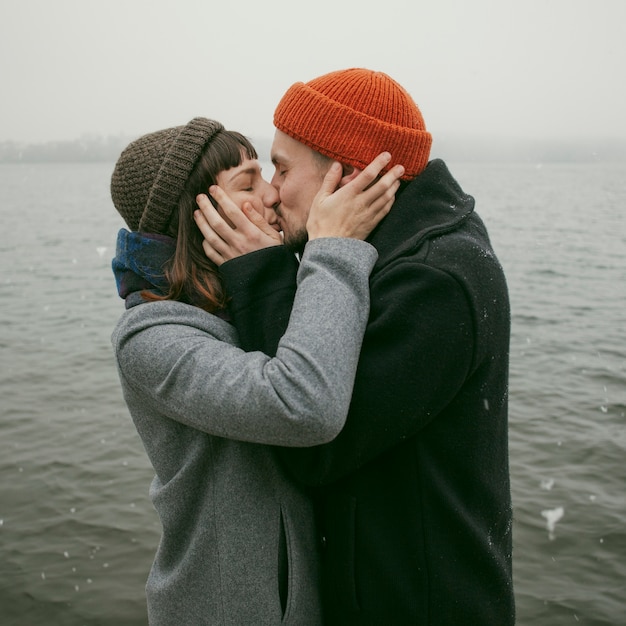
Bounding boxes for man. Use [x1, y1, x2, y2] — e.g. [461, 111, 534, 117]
[203, 68, 515, 625]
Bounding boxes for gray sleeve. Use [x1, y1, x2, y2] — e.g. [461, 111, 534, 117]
[113, 238, 377, 447]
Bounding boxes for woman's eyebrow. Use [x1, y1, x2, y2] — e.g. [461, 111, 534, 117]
[224, 167, 258, 184]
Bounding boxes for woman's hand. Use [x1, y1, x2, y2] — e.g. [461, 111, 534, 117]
[194, 188, 282, 266]
[306, 152, 404, 241]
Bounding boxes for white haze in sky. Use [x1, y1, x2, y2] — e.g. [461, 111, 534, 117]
[1, 0, 625, 145]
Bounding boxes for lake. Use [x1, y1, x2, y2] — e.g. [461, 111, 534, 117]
[0, 160, 624, 624]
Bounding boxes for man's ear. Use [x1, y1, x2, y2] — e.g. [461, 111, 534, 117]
[339, 164, 361, 187]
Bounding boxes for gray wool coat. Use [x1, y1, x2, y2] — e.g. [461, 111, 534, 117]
[111, 239, 377, 625]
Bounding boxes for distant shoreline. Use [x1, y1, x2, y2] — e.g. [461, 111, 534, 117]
[1, 135, 624, 164]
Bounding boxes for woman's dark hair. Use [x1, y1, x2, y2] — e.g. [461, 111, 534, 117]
[143, 130, 257, 312]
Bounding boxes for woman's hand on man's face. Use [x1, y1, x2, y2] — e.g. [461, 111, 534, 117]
[306, 152, 404, 242]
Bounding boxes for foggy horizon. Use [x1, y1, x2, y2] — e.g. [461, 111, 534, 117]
[2, 132, 624, 165]
[1, 0, 625, 148]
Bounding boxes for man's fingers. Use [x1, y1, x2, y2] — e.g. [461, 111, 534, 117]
[194, 207, 228, 252]
[241, 203, 283, 242]
[195, 192, 283, 262]
[205, 187, 242, 228]
[201, 238, 225, 266]
[193, 199, 214, 238]
[195, 194, 233, 239]
[206, 185, 262, 231]
[196, 192, 216, 217]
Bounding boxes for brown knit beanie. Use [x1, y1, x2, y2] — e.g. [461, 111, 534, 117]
[274, 68, 432, 180]
[111, 117, 223, 236]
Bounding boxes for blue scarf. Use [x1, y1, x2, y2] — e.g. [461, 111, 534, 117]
[111, 228, 230, 319]
[112, 229, 176, 308]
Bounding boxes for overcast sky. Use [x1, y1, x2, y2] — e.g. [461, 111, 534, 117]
[1, 0, 625, 145]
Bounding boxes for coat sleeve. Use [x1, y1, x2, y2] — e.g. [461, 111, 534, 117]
[112, 238, 377, 448]
[219, 246, 298, 356]
[221, 251, 475, 484]
[276, 258, 475, 484]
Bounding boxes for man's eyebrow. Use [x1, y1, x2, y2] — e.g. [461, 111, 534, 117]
[271, 152, 287, 166]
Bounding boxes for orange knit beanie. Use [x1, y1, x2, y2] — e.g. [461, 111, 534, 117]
[274, 68, 432, 180]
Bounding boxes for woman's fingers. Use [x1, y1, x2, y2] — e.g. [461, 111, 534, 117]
[317, 161, 344, 200]
[353, 151, 392, 190]
[307, 153, 404, 241]
[360, 161, 404, 206]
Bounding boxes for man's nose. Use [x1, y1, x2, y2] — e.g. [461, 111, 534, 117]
[263, 181, 280, 210]
[270, 170, 280, 189]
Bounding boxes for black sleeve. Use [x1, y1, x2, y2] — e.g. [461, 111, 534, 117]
[219, 246, 299, 356]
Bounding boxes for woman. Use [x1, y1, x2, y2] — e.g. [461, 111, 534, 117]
[110, 117, 402, 625]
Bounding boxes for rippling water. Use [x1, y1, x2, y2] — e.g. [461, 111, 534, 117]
[1, 161, 624, 625]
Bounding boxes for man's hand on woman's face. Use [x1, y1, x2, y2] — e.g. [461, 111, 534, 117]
[194, 187, 283, 266]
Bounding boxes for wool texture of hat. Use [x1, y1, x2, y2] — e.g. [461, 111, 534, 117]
[274, 68, 432, 180]
[111, 117, 224, 236]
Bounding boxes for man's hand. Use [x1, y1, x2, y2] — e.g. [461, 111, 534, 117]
[194, 188, 282, 266]
[306, 152, 404, 241]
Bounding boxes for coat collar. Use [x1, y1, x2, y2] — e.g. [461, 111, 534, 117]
[369, 159, 475, 269]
